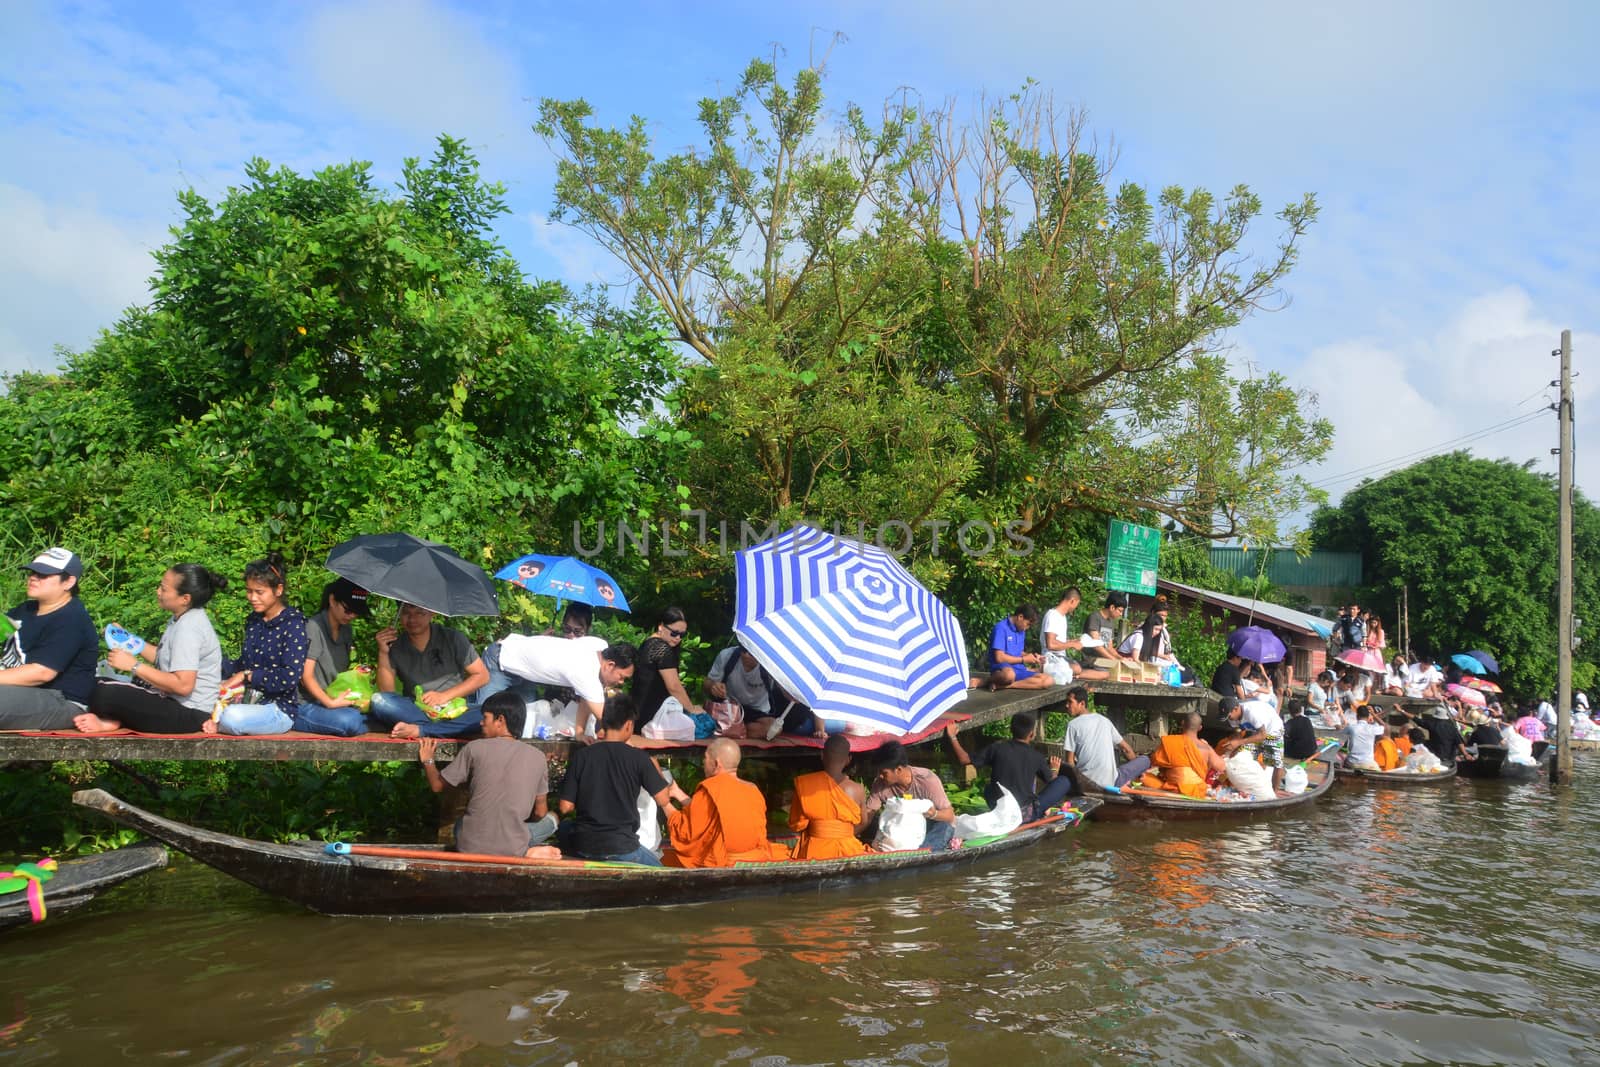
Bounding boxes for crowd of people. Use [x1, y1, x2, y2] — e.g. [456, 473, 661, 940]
[975, 589, 1193, 691]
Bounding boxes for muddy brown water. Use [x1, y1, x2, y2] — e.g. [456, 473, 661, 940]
[3, 768, 1598, 1065]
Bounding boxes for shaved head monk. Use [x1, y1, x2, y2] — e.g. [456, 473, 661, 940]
[788, 734, 868, 860]
[663, 737, 789, 867]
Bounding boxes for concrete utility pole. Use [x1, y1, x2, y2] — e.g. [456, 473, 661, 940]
[1554, 329, 1575, 785]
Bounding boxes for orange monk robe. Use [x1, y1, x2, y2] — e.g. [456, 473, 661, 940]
[664, 774, 789, 868]
[1373, 736, 1402, 770]
[788, 770, 867, 860]
[1140, 733, 1211, 799]
[1395, 734, 1414, 757]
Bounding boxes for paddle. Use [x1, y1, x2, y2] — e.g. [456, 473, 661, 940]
[323, 843, 649, 869]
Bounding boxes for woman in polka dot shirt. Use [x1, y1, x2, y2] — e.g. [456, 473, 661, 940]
[212, 551, 310, 735]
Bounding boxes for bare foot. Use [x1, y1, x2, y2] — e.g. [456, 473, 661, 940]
[74, 713, 123, 734]
[950, 837, 965, 850]
[201, 718, 219, 735]
[524, 846, 562, 861]
[390, 722, 421, 740]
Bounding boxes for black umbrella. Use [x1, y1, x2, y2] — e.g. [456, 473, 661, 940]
[325, 533, 499, 617]
[1465, 649, 1500, 674]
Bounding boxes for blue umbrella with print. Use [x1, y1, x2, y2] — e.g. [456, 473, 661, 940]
[494, 554, 630, 612]
[733, 525, 969, 737]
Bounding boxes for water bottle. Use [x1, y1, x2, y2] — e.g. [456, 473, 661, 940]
[534, 724, 551, 741]
[104, 624, 147, 656]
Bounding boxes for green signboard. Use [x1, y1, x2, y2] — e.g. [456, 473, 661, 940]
[1105, 520, 1160, 595]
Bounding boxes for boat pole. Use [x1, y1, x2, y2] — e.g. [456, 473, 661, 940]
[1554, 329, 1575, 786]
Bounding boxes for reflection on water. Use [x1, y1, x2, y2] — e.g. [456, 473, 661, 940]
[5, 769, 1600, 1064]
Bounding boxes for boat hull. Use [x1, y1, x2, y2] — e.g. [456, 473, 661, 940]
[1088, 750, 1339, 822]
[1339, 763, 1459, 786]
[1457, 742, 1551, 781]
[1, 842, 167, 931]
[72, 790, 1100, 917]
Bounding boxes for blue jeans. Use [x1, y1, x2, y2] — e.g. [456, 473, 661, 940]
[555, 821, 662, 866]
[1029, 775, 1078, 819]
[292, 702, 371, 738]
[215, 702, 293, 735]
[369, 691, 483, 739]
[454, 813, 559, 850]
[473, 642, 543, 708]
[923, 819, 956, 852]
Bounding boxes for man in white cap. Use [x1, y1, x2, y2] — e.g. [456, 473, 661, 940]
[0, 548, 99, 729]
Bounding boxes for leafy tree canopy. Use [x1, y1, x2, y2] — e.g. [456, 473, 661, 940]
[537, 52, 1333, 627]
[1308, 452, 1599, 696]
[0, 136, 680, 643]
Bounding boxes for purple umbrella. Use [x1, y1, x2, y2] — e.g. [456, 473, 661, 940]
[1226, 626, 1287, 664]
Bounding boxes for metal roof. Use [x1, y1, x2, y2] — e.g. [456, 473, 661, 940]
[1208, 547, 1362, 587]
[1156, 578, 1335, 639]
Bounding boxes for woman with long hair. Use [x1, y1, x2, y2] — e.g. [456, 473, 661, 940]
[213, 551, 310, 735]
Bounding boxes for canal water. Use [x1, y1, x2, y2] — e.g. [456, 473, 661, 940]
[4, 768, 1597, 1065]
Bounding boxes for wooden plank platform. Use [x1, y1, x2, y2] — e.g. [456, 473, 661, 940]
[0, 681, 1215, 764]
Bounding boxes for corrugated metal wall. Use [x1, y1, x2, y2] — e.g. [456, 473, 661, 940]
[1209, 548, 1362, 587]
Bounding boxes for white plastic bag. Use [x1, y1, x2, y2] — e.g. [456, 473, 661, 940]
[953, 785, 1023, 839]
[872, 795, 933, 851]
[1502, 728, 1537, 766]
[1406, 746, 1444, 772]
[635, 786, 661, 852]
[1043, 658, 1074, 685]
[1282, 765, 1308, 795]
[641, 697, 696, 741]
[1224, 750, 1276, 800]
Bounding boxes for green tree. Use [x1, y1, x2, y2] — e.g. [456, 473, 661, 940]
[1308, 452, 1600, 696]
[0, 136, 680, 646]
[536, 54, 1333, 624]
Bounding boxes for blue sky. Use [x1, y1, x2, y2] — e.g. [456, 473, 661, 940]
[2, 0, 1595, 510]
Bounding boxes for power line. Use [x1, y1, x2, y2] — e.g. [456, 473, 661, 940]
[1303, 410, 1549, 490]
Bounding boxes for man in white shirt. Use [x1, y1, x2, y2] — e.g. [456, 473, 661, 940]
[1537, 698, 1557, 732]
[1061, 686, 1136, 790]
[1224, 695, 1286, 792]
[491, 635, 637, 738]
[1403, 655, 1444, 699]
[1341, 706, 1387, 770]
[1040, 588, 1086, 684]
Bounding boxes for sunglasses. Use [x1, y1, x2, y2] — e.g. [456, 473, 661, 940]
[665, 627, 688, 638]
[562, 625, 588, 636]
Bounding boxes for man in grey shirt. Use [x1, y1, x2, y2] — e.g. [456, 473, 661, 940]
[1062, 685, 1137, 790]
[371, 602, 489, 739]
[705, 643, 771, 716]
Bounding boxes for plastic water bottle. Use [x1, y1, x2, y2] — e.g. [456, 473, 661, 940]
[534, 724, 551, 741]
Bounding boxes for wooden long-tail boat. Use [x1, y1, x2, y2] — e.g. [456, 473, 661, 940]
[1087, 743, 1340, 822]
[1338, 762, 1459, 786]
[1456, 741, 1551, 782]
[1, 842, 167, 932]
[72, 789, 1101, 917]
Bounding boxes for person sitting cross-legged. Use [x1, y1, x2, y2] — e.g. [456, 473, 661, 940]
[370, 602, 490, 740]
[975, 605, 1052, 691]
[788, 734, 870, 860]
[944, 712, 1075, 819]
[1139, 712, 1226, 798]
[416, 692, 560, 859]
[557, 695, 689, 866]
[663, 738, 790, 867]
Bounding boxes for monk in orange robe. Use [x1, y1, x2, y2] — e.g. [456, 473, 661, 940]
[1373, 731, 1402, 771]
[789, 733, 868, 860]
[1140, 712, 1225, 799]
[663, 738, 789, 868]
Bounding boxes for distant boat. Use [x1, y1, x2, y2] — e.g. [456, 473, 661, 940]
[73, 789, 1100, 918]
[1, 842, 167, 932]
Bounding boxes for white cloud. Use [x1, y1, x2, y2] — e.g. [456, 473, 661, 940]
[303, 0, 527, 144]
[0, 184, 159, 371]
[1293, 288, 1595, 510]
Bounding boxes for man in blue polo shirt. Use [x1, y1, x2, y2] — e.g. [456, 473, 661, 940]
[974, 604, 1052, 691]
[0, 547, 99, 729]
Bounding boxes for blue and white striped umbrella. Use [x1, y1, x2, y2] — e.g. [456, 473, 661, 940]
[733, 525, 969, 736]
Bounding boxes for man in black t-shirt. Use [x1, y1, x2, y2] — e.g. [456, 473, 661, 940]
[1282, 699, 1319, 761]
[558, 696, 687, 864]
[1210, 653, 1246, 702]
[0, 547, 98, 729]
[946, 712, 1077, 820]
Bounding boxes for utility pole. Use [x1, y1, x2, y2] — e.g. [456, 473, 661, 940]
[1554, 329, 1575, 785]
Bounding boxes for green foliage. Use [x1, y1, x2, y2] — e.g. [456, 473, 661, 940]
[537, 52, 1333, 627]
[0, 760, 436, 860]
[1309, 452, 1600, 697]
[0, 135, 680, 648]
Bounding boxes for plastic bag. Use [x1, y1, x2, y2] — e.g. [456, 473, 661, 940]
[953, 785, 1023, 839]
[415, 685, 468, 720]
[1224, 750, 1276, 800]
[635, 787, 661, 852]
[641, 697, 696, 741]
[707, 699, 743, 732]
[872, 795, 933, 851]
[690, 713, 718, 739]
[328, 665, 376, 711]
[1282, 765, 1308, 795]
[1043, 659, 1074, 685]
